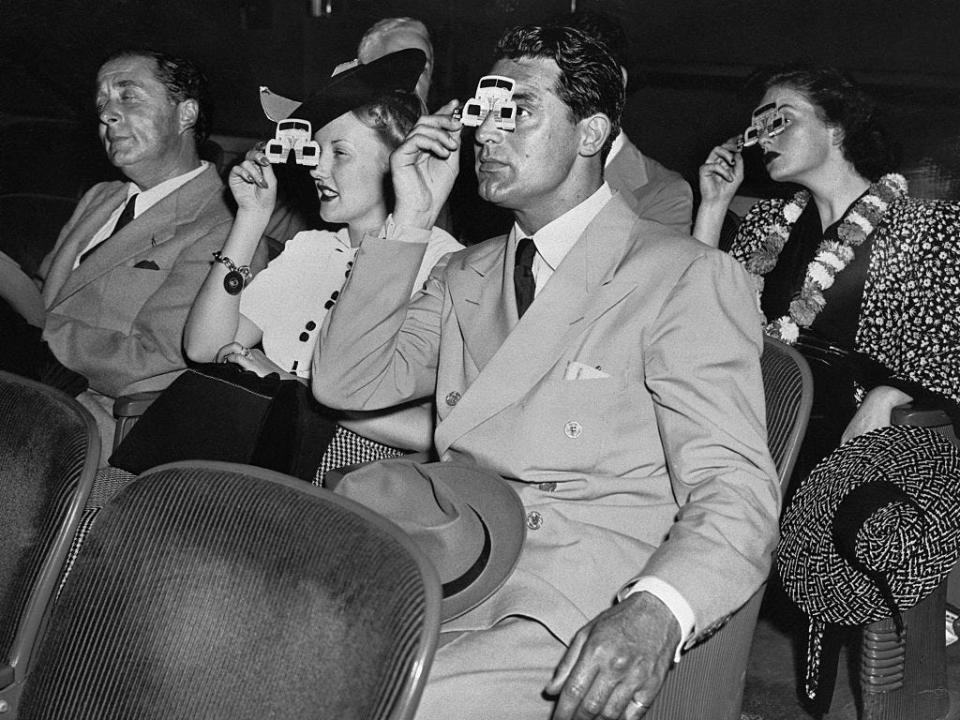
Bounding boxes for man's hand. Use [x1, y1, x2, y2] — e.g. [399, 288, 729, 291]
[841, 384, 913, 444]
[390, 99, 462, 231]
[546, 592, 681, 720]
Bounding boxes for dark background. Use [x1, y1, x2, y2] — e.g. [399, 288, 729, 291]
[2, 0, 959, 203]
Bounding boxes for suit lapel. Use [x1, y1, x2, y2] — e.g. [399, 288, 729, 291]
[42, 185, 127, 308]
[49, 165, 219, 308]
[436, 194, 641, 455]
[450, 237, 513, 370]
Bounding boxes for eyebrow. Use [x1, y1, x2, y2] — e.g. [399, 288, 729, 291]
[510, 90, 539, 105]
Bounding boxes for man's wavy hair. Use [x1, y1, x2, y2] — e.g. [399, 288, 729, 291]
[101, 49, 212, 149]
[762, 65, 898, 181]
[494, 24, 625, 161]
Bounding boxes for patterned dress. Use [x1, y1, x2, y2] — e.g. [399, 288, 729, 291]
[731, 194, 960, 407]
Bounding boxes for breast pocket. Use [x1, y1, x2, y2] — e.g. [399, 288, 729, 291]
[96, 265, 167, 331]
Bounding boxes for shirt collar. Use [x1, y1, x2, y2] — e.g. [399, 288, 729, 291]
[512, 182, 613, 272]
[333, 225, 354, 250]
[130, 161, 209, 214]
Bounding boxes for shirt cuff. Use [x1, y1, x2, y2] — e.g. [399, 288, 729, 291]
[618, 577, 695, 663]
[377, 214, 432, 245]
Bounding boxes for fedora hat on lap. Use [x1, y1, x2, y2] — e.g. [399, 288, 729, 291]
[777, 425, 960, 699]
[259, 48, 426, 131]
[329, 457, 526, 621]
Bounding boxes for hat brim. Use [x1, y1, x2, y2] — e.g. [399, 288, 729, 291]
[419, 461, 526, 621]
[271, 48, 425, 133]
[778, 425, 960, 625]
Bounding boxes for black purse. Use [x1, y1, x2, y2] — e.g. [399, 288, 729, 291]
[108, 362, 337, 480]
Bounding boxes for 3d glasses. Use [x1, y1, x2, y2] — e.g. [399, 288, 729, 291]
[455, 75, 517, 131]
[740, 102, 786, 148]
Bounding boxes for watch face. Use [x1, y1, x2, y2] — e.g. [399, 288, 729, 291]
[223, 270, 245, 295]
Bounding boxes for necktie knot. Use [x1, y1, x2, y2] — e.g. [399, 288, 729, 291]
[514, 237, 537, 318]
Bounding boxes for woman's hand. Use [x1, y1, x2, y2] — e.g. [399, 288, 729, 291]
[692, 137, 745, 248]
[841, 385, 914, 444]
[228, 143, 278, 215]
[216, 342, 288, 378]
[698, 137, 744, 208]
[390, 99, 462, 231]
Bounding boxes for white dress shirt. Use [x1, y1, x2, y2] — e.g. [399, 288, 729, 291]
[74, 162, 209, 268]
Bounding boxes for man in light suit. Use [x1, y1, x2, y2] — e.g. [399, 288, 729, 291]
[3, 49, 244, 457]
[313, 24, 778, 720]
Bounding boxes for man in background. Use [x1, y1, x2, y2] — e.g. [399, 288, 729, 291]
[556, 9, 693, 233]
[358, 16, 434, 111]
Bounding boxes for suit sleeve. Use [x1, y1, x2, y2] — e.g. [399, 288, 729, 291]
[312, 228, 447, 410]
[638, 250, 781, 642]
[42, 215, 234, 396]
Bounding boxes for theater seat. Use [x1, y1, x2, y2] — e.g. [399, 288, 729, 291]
[856, 403, 960, 720]
[0, 193, 78, 279]
[0, 371, 99, 711]
[15, 461, 441, 720]
[641, 335, 813, 719]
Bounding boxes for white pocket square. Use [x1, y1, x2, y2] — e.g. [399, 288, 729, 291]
[564, 361, 610, 380]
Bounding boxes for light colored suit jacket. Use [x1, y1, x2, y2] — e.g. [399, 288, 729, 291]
[38, 164, 233, 399]
[314, 193, 779, 648]
[605, 133, 693, 234]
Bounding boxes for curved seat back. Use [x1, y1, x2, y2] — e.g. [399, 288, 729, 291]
[18, 461, 440, 720]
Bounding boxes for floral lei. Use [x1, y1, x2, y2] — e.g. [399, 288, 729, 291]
[745, 173, 908, 344]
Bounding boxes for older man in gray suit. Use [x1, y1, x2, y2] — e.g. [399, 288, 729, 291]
[1, 49, 257, 457]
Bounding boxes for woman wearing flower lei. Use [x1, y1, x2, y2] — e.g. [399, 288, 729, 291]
[694, 66, 960, 477]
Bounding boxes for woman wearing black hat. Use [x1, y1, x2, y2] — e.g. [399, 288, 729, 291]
[694, 66, 960, 480]
[184, 49, 462, 478]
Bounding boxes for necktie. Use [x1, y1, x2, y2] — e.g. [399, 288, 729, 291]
[79, 193, 139, 265]
[514, 237, 537, 318]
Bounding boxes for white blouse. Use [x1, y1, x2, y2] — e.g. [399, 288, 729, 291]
[241, 226, 461, 378]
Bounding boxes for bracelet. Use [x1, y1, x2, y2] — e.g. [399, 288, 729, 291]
[212, 251, 252, 295]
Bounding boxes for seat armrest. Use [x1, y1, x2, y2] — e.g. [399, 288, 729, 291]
[892, 401, 953, 429]
[113, 391, 161, 419]
[892, 400, 959, 450]
[112, 391, 161, 451]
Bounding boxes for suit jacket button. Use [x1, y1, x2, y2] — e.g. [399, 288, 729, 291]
[538, 481, 557, 492]
[445, 391, 461, 407]
[564, 421, 582, 439]
[526, 511, 543, 530]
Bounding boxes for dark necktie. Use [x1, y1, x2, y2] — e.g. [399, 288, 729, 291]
[514, 237, 537, 318]
[79, 193, 138, 265]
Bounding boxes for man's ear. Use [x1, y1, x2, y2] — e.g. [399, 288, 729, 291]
[579, 113, 612, 158]
[178, 99, 199, 135]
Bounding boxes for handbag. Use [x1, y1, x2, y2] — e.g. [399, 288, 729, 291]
[108, 362, 337, 480]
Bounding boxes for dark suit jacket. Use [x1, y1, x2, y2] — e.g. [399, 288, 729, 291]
[605, 133, 693, 234]
[314, 193, 779, 647]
